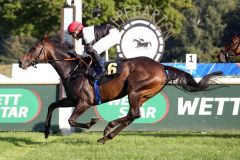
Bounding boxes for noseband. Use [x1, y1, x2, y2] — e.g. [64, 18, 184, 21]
[30, 42, 46, 68]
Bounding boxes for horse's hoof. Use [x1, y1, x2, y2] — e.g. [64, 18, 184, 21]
[97, 137, 106, 144]
[44, 130, 52, 139]
[91, 117, 100, 123]
[45, 132, 49, 139]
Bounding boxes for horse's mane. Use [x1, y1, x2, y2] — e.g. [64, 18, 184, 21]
[43, 36, 78, 58]
[46, 36, 91, 70]
[48, 37, 74, 51]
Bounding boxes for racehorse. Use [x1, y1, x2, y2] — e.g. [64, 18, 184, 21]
[217, 34, 240, 62]
[18, 35, 223, 144]
[133, 39, 152, 49]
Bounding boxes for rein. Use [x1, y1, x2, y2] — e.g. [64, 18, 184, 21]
[29, 39, 93, 81]
[31, 57, 85, 67]
[46, 57, 88, 66]
[30, 42, 90, 68]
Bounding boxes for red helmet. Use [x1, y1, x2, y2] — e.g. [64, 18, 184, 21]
[67, 21, 83, 34]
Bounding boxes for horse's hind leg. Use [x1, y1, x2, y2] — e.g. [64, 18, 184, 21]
[102, 115, 130, 137]
[105, 92, 142, 134]
[97, 117, 134, 144]
[97, 92, 141, 144]
[98, 84, 164, 144]
[97, 114, 140, 144]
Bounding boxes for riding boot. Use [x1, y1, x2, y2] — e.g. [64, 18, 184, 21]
[91, 50, 106, 79]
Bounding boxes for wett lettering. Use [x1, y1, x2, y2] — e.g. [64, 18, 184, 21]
[0, 94, 29, 118]
[178, 97, 240, 115]
[0, 94, 21, 105]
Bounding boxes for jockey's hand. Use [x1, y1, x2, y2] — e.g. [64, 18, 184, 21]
[84, 44, 94, 53]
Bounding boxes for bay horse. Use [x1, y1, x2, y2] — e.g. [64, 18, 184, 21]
[217, 34, 240, 62]
[18, 36, 222, 144]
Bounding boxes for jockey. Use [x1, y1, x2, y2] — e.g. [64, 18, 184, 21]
[67, 21, 121, 79]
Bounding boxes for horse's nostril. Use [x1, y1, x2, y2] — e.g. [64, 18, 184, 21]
[18, 60, 22, 67]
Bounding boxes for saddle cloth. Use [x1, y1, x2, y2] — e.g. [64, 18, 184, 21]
[87, 59, 123, 85]
[68, 58, 123, 104]
[88, 59, 123, 104]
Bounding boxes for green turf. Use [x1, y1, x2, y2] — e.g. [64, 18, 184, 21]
[0, 131, 240, 160]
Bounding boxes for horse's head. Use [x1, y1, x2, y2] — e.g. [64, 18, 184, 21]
[217, 34, 240, 62]
[18, 35, 51, 69]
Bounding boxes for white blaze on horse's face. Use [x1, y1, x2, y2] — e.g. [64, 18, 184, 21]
[18, 41, 46, 69]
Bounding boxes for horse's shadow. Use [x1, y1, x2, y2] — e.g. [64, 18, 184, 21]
[120, 132, 240, 139]
[0, 136, 43, 147]
[0, 134, 92, 147]
[0, 121, 95, 147]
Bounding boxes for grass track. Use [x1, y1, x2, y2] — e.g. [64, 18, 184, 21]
[0, 131, 240, 160]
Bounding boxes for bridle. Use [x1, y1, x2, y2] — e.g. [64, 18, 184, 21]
[28, 40, 93, 82]
[30, 42, 46, 68]
[30, 41, 91, 69]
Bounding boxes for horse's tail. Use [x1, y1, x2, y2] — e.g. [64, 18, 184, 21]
[164, 65, 223, 92]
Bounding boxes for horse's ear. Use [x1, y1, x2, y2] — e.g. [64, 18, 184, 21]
[42, 34, 49, 43]
[44, 33, 49, 38]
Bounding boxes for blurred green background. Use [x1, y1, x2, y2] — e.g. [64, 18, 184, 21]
[0, 0, 239, 65]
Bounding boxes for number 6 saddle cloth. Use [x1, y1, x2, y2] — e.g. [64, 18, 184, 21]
[87, 59, 123, 85]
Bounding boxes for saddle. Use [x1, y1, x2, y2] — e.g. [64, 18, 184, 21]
[86, 59, 123, 85]
[66, 52, 122, 84]
[67, 54, 123, 104]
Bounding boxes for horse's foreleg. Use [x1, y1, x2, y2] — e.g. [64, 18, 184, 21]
[45, 98, 76, 139]
[98, 92, 143, 144]
[68, 101, 99, 129]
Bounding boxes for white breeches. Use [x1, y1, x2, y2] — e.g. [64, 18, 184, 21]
[93, 28, 121, 55]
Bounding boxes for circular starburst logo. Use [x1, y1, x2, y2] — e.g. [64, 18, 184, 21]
[116, 19, 165, 62]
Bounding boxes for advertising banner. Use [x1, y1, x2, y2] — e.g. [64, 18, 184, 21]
[0, 84, 59, 131]
[1, 84, 239, 132]
[78, 84, 240, 131]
